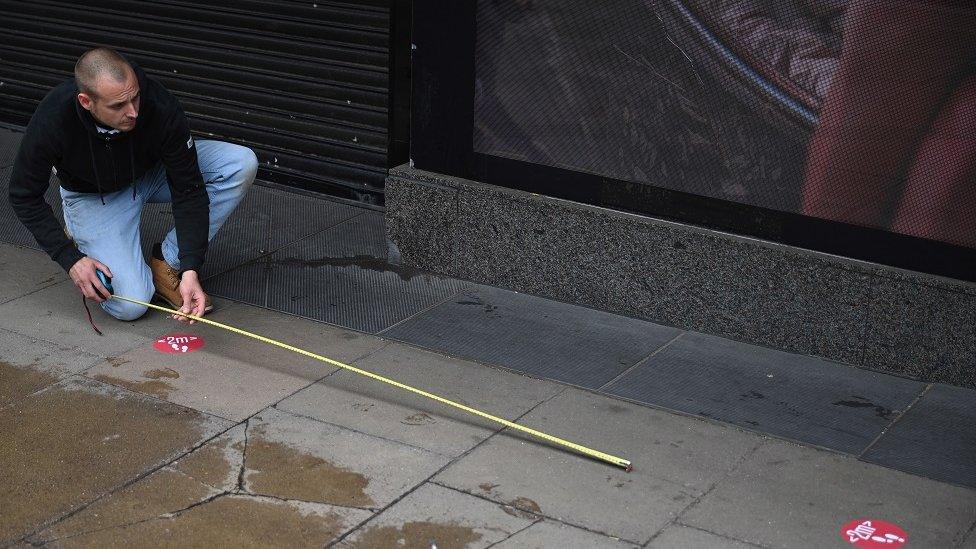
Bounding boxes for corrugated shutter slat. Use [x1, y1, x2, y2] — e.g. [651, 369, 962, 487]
[0, 0, 390, 202]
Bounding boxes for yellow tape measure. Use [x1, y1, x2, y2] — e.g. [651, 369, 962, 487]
[112, 295, 633, 471]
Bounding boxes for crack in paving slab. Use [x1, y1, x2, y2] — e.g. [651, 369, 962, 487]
[43, 493, 359, 548]
[430, 481, 645, 546]
[158, 491, 232, 519]
[484, 518, 544, 549]
[664, 524, 769, 549]
[236, 420, 250, 492]
[242, 492, 380, 514]
[31, 468, 221, 543]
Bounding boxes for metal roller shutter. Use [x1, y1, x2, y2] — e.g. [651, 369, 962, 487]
[0, 0, 396, 204]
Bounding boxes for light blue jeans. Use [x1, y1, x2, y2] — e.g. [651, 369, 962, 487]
[61, 140, 257, 321]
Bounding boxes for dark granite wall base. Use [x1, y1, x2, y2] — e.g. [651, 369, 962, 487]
[386, 166, 976, 389]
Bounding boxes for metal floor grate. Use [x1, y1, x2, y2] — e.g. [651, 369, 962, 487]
[382, 285, 682, 389]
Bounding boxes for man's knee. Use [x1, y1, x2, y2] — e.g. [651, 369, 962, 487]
[102, 287, 153, 321]
[104, 300, 148, 321]
[238, 147, 258, 184]
[226, 144, 257, 186]
[208, 143, 257, 196]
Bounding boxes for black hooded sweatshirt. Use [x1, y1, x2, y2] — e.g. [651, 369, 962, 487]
[9, 64, 209, 273]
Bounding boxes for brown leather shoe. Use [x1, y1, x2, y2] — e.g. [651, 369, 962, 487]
[150, 253, 213, 314]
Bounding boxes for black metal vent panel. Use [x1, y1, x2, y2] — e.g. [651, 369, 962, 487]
[0, 0, 391, 203]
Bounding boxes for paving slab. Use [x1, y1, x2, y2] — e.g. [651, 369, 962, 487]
[383, 285, 682, 389]
[862, 383, 976, 489]
[0, 244, 66, 305]
[0, 279, 229, 359]
[243, 407, 450, 509]
[337, 483, 535, 548]
[277, 341, 563, 457]
[680, 440, 976, 549]
[606, 331, 925, 454]
[0, 376, 230, 544]
[0, 328, 101, 409]
[209, 300, 390, 365]
[494, 520, 639, 548]
[647, 525, 758, 548]
[434, 388, 764, 543]
[83, 301, 387, 420]
[45, 494, 371, 548]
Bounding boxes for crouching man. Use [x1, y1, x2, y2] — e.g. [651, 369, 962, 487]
[9, 47, 256, 322]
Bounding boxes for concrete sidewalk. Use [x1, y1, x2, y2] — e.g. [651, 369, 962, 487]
[1, 241, 974, 548]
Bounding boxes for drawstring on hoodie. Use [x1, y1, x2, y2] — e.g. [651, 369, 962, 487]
[86, 134, 105, 205]
[129, 139, 136, 200]
[80, 129, 137, 334]
[85, 132, 138, 204]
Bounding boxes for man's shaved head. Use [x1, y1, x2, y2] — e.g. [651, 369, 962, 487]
[75, 47, 140, 131]
[74, 47, 132, 99]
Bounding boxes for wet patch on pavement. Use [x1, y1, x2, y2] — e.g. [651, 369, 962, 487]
[46, 494, 367, 548]
[105, 356, 131, 368]
[145, 368, 180, 381]
[244, 435, 375, 508]
[350, 521, 483, 548]
[501, 497, 542, 520]
[0, 360, 57, 407]
[0, 330, 102, 409]
[242, 408, 450, 510]
[91, 374, 176, 400]
[401, 411, 436, 426]
[0, 377, 228, 544]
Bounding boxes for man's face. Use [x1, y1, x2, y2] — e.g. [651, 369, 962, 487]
[78, 68, 140, 132]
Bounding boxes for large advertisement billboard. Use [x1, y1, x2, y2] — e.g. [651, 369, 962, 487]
[474, 0, 976, 250]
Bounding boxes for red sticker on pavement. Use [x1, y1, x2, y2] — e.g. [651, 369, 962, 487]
[154, 333, 204, 354]
[841, 519, 907, 547]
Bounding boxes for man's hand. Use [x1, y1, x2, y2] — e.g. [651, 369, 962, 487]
[69, 257, 113, 302]
[174, 270, 207, 324]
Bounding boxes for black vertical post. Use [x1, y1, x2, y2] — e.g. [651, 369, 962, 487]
[409, 0, 477, 176]
[387, 0, 413, 170]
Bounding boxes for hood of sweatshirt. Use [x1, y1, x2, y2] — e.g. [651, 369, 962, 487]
[70, 63, 151, 203]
